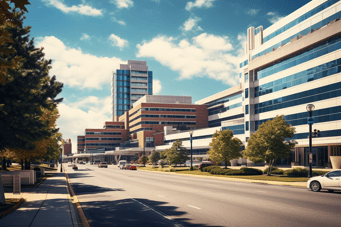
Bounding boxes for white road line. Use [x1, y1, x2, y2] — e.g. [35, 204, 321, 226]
[256, 190, 267, 193]
[131, 198, 185, 227]
[157, 195, 165, 197]
[188, 205, 201, 210]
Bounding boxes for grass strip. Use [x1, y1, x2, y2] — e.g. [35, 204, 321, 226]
[0, 198, 25, 219]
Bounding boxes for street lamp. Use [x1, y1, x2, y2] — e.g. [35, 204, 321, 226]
[189, 130, 193, 171]
[306, 104, 315, 178]
[60, 148, 63, 172]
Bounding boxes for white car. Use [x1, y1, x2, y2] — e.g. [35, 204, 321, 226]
[307, 170, 341, 192]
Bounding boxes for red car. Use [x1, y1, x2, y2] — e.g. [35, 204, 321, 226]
[129, 165, 137, 170]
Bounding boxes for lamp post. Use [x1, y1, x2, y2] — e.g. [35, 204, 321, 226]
[60, 148, 63, 172]
[189, 130, 193, 171]
[306, 104, 315, 178]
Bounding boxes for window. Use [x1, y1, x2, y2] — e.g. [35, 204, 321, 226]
[245, 121, 249, 131]
[245, 105, 249, 115]
[245, 73, 249, 83]
[245, 89, 249, 99]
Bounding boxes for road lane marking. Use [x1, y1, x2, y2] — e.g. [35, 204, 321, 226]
[131, 198, 185, 227]
[158, 195, 165, 197]
[188, 205, 201, 210]
[256, 190, 267, 193]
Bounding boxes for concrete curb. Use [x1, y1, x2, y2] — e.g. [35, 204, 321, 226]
[137, 169, 307, 187]
[0, 198, 25, 219]
[64, 171, 90, 227]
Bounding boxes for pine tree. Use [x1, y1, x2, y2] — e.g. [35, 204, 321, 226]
[0, 11, 63, 152]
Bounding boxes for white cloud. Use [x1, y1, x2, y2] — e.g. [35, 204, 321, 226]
[180, 16, 203, 32]
[112, 17, 126, 26]
[36, 36, 124, 89]
[111, 0, 134, 9]
[246, 9, 260, 16]
[57, 96, 112, 154]
[136, 33, 243, 86]
[80, 33, 90, 41]
[42, 0, 103, 16]
[267, 12, 284, 24]
[109, 34, 129, 50]
[153, 80, 162, 94]
[185, 0, 215, 11]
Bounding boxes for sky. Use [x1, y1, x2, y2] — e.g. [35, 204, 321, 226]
[23, 0, 311, 153]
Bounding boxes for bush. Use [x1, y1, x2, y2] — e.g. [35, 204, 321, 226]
[210, 168, 228, 175]
[240, 167, 263, 175]
[285, 168, 308, 177]
[263, 167, 284, 175]
[201, 165, 220, 172]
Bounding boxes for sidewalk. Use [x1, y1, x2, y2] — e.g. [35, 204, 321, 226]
[0, 172, 78, 227]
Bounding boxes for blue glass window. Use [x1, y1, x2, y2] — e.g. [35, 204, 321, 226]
[208, 114, 244, 127]
[245, 121, 249, 131]
[245, 88, 249, 99]
[245, 105, 249, 115]
[245, 73, 249, 83]
[206, 93, 242, 108]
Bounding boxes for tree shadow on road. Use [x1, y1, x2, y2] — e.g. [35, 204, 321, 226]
[70, 182, 124, 195]
[79, 198, 223, 227]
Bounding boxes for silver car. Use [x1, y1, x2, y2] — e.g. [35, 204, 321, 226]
[307, 170, 341, 192]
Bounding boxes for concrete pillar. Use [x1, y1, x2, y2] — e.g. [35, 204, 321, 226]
[13, 174, 21, 194]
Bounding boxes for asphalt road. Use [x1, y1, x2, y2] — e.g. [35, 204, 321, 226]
[64, 164, 341, 227]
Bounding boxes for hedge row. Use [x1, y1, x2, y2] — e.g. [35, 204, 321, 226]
[202, 166, 263, 175]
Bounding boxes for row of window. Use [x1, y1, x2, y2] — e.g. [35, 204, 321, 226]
[208, 102, 242, 116]
[86, 132, 121, 135]
[105, 125, 123, 128]
[221, 124, 245, 135]
[130, 121, 196, 128]
[116, 87, 130, 92]
[239, 59, 248, 68]
[116, 75, 130, 81]
[116, 81, 130, 86]
[206, 92, 242, 108]
[129, 108, 196, 117]
[85, 138, 121, 141]
[129, 127, 153, 134]
[116, 93, 130, 98]
[255, 105, 341, 130]
[257, 33, 341, 80]
[254, 10, 341, 61]
[132, 76, 147, 81]
[83, 143, 120, 146]
[131, 88, 147, 93]
[255, 58, 341, 97]
[116, 104, 130, 110]
[254, 82, 341, 114]
[131, 94, 145, 98]
[290, 129, 341, 140]
[117, 99, 130, 104]
[263, 0, 339, 43]
[129, 114, 196, 123]
[208, 114, 244, 128]
[131, 71, 148, 76]
[116, 70, 130, 75]
[131, 82, 147, 87]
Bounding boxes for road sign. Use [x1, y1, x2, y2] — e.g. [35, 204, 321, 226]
[307, 117, 314, 124]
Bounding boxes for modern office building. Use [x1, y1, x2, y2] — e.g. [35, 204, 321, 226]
[112, 60, 153, 121]
[77, 121, 128, 154]
[119, 95, 208, 149]
[157, 0, 341, 168]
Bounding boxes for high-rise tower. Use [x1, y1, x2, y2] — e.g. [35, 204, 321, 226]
[112, 60, 153, 121]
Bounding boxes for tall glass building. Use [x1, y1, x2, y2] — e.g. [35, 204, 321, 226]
[112, 60, 153, 121]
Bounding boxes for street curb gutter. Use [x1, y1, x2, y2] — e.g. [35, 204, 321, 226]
[64, 171, 90, 227]
[0, 198, 25, 219]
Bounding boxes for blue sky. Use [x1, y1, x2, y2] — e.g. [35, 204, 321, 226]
[23, 0, 310, 152]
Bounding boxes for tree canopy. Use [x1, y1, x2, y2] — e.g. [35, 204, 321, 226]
[138, 155, 148, 167]
[242, 115, 296, 175]
[164, 140, 188, 166]
[0, 11, 63, 152]
[208, 129, 242, 169]
[149, 151, 160, 166]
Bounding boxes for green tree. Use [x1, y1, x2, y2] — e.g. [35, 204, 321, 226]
[0, 11, 63, 152]
[149, 151, 160, 166]
[0, 0, 30, 84]
[243, 115, 296, 176]
[164, 140, 188, 167]
[208, 129, 242, 169]
[138, 155, 148, 167]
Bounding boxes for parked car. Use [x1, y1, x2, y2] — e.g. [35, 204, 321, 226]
[98, 162, 108, 168]
[72, 165, 78, 170]
[129, 165, 137, 170]
[199, 161, 217, 169]
[185, 160, 201, 167]
[307, 170, 341, 192]
[79, 161, 85, 164]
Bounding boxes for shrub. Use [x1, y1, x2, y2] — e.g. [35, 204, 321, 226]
[263, 167, 284, 175]
[285, 168, 308, 177]
[224, 169, 242, 175]
[210, 168, 227, 175]
[240, 167, 263, 175]
[201, 165, 220, 172]
[313, 170, 328, 176]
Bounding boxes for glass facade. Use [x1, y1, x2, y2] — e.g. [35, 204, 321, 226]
[254, 82, 341, 114]
[222, 124, 245, 135]
[206, 93, 242, 108]
[254, 9, 341, 60]
[257, 34, 341, 80]
[208, 114, 244, 127]
[255, 58, 341, 97]
[208, 102, 242, 116]
[113, 67, 153, 118]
